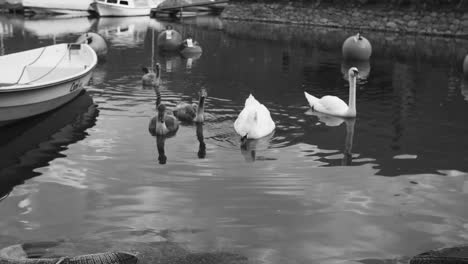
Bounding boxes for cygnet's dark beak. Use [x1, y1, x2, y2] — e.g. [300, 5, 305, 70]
[352, 69, 359, 77]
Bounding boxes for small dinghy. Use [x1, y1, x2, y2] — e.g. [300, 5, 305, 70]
[0, 43, 98, 126]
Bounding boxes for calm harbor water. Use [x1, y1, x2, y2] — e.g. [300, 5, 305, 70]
[1, 14, 468, 264]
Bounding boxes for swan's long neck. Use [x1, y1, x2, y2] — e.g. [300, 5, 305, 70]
[156, 66, 161, 79]
[198, 96, 205, 114]
[348, 75, 357, 116]
[158, 108, 165, 123]
[156, 108, 168, 135]
[156, 92, 161, 107]
[197, 96, 205, 116]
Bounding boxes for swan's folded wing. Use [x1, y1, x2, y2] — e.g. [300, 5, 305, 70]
[234, 106, 252, 136]
[316, 95, 349, 116]
[304, 92, 319, 108]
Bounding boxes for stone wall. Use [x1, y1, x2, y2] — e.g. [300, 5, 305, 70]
[221, 3, 468, 38]
[219, 19, 468, 65]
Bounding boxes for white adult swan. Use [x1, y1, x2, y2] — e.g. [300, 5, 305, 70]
[234, 94, 275, 140]
[304, 67, 359, 117]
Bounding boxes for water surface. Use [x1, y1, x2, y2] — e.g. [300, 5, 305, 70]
[1, 14, 468, 264]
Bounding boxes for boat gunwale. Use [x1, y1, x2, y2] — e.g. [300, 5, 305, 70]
[0, 44, 98, 93]
[24, 6, 94, 13]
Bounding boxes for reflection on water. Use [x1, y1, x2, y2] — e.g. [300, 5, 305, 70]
[341, 60, 371, 84]
[21, 16, 97, 39]
[97, 17, 151, 48]
[196, 123, 206, 159]
[0, 92, 98, 200]
[1, 15, 468, 264]
[240, 132, 275, 163]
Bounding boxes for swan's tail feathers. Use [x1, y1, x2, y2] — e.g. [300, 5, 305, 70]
[304, 92, 319, 109]
[245, 94, 260, 107]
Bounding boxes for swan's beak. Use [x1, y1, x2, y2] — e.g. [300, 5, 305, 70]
[240, 134, 248, 149]
[352, 69, 359, 78]
[241, 134, 248, 142]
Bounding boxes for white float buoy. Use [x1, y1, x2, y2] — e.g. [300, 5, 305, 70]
[75, 32, 108, 59]
[157, 27, 182, 52]
[463, 54, 468, 76]
[179, 38, 202, 57]
[342, 33, 372, 61]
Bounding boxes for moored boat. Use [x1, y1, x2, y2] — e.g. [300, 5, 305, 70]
[92, 0, 158, 17]
[0, 43, 98, 126]
[22, 0, 95, 16]
[151, 0, 228, 18]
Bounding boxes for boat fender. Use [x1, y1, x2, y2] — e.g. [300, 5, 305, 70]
[76, 32, 108, 60]
[180, 38, 202, 56]
[342, 33, 372, 61]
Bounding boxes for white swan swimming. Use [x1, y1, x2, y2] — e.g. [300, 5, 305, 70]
[304, 67, 359, 118]
[234, 94, 275, 140]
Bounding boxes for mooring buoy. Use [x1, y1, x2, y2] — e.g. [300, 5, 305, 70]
[342, 33, 372, 61]
[157, 27, 182, 52]
[76, 32, 108, 59]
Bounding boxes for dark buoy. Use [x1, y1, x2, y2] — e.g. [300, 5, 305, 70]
[179, 38, 202, 57]
[342, 33, 372, 61]
[75, 32, 108, 59]
[463, 54, 468, 76]
[341, 60, 370, 81]
[157, 26, 182, 52]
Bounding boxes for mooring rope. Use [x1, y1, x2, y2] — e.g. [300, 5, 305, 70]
[14, 46, 48, 85]
[20, 45, 72, 85]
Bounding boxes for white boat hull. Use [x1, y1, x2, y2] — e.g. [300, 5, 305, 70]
[22, 0, 94, 16]
[95, 2, 150, 16]
[25, 7, 91, 16]
[0, 76, 91, 126]
[0, 43, 97, 126]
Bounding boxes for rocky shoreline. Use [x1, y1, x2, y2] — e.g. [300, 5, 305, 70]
[221, 3, 468, 38]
